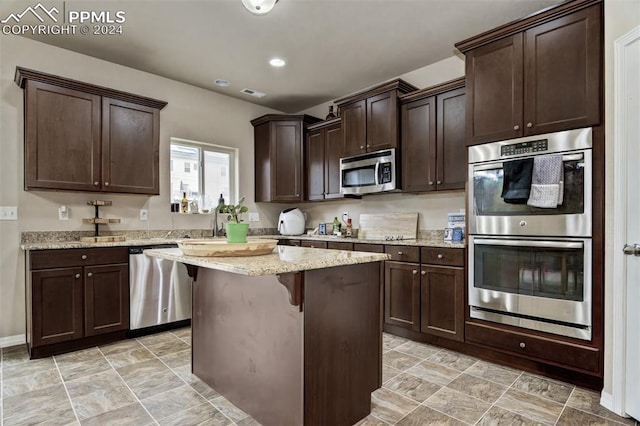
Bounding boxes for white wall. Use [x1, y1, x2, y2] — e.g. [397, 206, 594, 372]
[0, 36, 290, 339]
[603, 0, 640, 399]
[296, 55, 466, 230]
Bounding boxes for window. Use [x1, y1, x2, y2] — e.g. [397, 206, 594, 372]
[170, 138, 238, 209]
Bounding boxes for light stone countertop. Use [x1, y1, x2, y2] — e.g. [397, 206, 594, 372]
[267, 234, 466, 249]
[144, 246, 390, 277]
[20, 238, 180, 251]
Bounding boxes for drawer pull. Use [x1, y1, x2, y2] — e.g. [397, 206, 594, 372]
[421, 270, 426, 276]
[105, 182, 110, 186]
[526, 122, 533, 128]
[429, 181, 434, 185]
[437, 254, 444, 259]
[87, 272, 93, 278]
[75, 274, 81, 279]
[412, 270, 418, 275]
[519, 342, 526, 349]
[397, 251, 404, 255]
[513, 125, 520, 130]
[81, 255, 88, 260]
[360, 145, 364, 149]
[94, 181, 99, 186]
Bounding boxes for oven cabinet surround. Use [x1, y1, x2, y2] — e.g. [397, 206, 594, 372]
[16, 67, 167, 194]
[305, 118, 343, 201]
[335, 79, 418, 157]
[144, 246, 387, 426]
[252, 114, 322, 203]
[455, 0, 602, 145]
[384, 245, 465, 342]
[400, 78, 467, 192]
[26, 247, 129, 358]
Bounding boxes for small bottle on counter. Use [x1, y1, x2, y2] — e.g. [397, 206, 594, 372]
[346, 218, 353, 237]
[181, 192, 189, 213]
[332, 216, 340, 235]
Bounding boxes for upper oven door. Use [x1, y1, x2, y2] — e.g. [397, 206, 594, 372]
[469, 150, 592, 236]
[340, 149, 396, 195]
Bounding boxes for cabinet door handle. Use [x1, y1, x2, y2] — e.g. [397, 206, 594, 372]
[513, 125, 520, 130]
[81, 255, 88, 260]
[75, 274, 81, 279]
[436, 180, 442, 185]
[94, 181, 99, 186]
[437, 254, 444, 259]
[360, 145, 364, 149]
[87, 272, 93, 277]
[421, 270, 426, 276]
[429, 181, 434, 185]
[519, 342, 526, 349]
[412, 270, 418, 275]
[397, 251, 404, 255]
[366, 144, 371, 148]
[526, 122, 533, 128]
[104, 182, 110, 186]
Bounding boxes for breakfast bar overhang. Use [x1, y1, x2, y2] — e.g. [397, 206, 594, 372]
[145, 245, 389, 426]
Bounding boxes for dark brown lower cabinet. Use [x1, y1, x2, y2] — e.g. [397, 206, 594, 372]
[420, 264, 464, 341]
[27, 247, 129, 358]
[384, 261, 420, 331]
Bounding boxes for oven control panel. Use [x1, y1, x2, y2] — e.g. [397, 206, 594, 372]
[501, 139, 548, 156]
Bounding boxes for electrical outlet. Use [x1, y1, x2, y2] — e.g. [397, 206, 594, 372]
[0, 206, 18, 221]
[140, 209, 148, 221]
[248, 212, 260, 222]
[58, 206, 69, 221]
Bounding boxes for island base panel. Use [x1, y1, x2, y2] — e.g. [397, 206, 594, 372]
[192, 270, 304, 426]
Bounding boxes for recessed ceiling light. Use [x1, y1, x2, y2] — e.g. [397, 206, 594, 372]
[215, 79, 230, 87]
[269, 58, 286, 67]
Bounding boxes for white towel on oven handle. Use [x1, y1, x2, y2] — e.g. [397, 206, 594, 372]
[527, 154, 563, 208]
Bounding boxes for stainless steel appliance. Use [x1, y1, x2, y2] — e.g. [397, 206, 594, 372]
[129, 245, 191, 332]
[340, 148, 397, 195]
[467, 128, 593, 340]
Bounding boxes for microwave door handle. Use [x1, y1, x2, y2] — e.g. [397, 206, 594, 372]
[374, 161, 381, 187]
[473, 238, 583, 250]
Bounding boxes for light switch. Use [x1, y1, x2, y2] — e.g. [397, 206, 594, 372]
[58, 205, 69, 220]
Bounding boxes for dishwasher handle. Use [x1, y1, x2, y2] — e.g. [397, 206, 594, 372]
[129, 244, 178, 255]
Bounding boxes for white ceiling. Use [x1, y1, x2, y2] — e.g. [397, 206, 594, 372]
[1, 0, 563, 112]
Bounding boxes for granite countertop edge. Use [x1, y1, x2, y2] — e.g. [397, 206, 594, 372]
[144, 247, 391, 277]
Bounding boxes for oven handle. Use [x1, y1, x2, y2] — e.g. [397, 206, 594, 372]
[472, 153, 584, 172]
[473, 238, 583, 249]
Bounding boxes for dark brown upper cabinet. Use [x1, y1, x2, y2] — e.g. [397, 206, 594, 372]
[16, 67, 167, 194]
[456, 0, 602, 145]
[336, 79, 418, 157]
[252, 114, 322, 203]
[400, 79, 466, 192]
[305, 118, 343, 201]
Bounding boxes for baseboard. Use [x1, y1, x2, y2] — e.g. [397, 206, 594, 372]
[0, 334, 26, 349]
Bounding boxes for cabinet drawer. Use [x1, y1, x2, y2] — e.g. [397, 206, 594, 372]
[30, 247, 129, 270]
[301, 241, 328, 249]
[466, 322, 600, 373]
[353, 243, 384, 253]
[327, 241, 353, 251]
[421, 247, 464, 266]
[385, 245, 420, 263]
[278, 239, 301, 246]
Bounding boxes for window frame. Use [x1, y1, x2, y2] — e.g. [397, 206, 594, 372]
[169, 137, 239, 204]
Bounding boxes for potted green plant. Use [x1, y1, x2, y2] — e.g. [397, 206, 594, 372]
[221, 196, 249, 243]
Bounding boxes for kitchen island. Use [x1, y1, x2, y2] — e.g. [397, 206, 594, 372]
[144, 245, 389, 426]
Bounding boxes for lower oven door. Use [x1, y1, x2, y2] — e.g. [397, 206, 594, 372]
[468, 236, 592, 340]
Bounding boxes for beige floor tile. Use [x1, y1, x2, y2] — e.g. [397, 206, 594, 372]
[383, 372, 442, 403]
[80, 402, 154, 426]
[54, 347, 104, 364]
[144, 339, 191, 357]
[477, 405, 541, 426]
[141, 383, 208, 420]
[159, 348, 191, 369]
[137, 332, 180, 346]
[567, 388, 637, 425]
[2, 345, 34, 367]
[513, 373, 574, 404]
[424, 386, 492, 424]
[3, 384, 72, 420]
[405, 360, 460, 386]
[56, 357, 113, 382]
[172, 364, 221, 400]
[496, 388, 564, 425]
[65, 370, 137, 420]
[395, 405, 467, 426]
[104, 347, 156, 369]
[3, 403, 77, 426]
[393, 340, 441, 360]
[158, 401, 233, 426]
[383, 350, 422, 371]
[465, 360, 522, 386]
[121, 368, 185, 401]
[427, 349, 478, 372]
[99, 339, 145, 356]
[446, 373, 508, 404]
[382, 364, 402, 384]
[370, 387, 420, 424]
[2, 357, 56, 380]
[210, 395, 251, 423]
[557, 406, 629, 426]
[170, 327, 191, 340]
[382, 333, 408, 351]
[354, 413, 391, 426]
[3, 367, 63, 397]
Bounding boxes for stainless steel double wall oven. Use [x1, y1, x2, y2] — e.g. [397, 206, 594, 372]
[467, 128, 593, 340]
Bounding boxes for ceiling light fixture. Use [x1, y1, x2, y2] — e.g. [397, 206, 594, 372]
[214, 79, 230, 87]
[269, 58, 286, 67]
[241, 0, 278, 15]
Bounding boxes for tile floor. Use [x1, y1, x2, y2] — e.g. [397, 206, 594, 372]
[0, 329, 636, 425]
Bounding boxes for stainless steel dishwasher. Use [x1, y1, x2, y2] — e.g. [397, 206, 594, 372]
[129, 244, 191, 333]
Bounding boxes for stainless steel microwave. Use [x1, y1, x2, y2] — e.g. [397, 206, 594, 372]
[340, 148, 397, 195]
